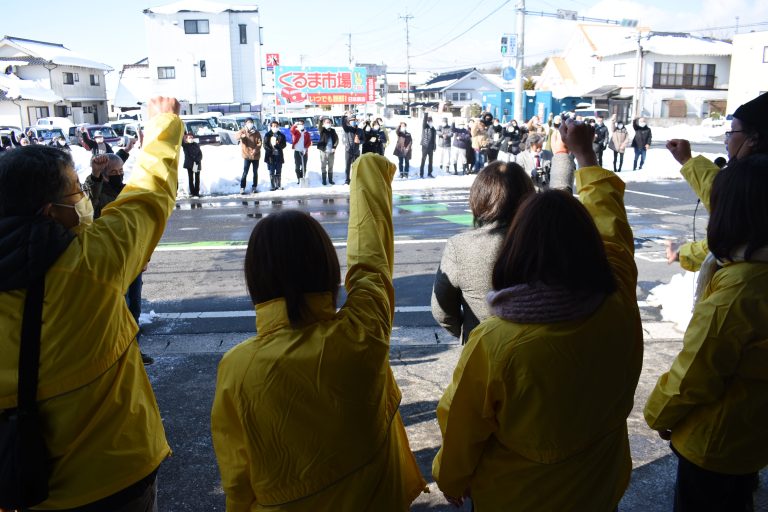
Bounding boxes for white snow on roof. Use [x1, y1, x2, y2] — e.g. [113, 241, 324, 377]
[3, 37, 112, 71]
[485, 74, 509, 89]
[602, 33, 732, 57]
[418, 79, 457, 91]
[145, 0, 258, 14]
[114, 66, 151, 107]
[0, 73, 62, 102]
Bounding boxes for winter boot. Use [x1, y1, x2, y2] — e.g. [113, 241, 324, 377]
[322, 172, 327, 186]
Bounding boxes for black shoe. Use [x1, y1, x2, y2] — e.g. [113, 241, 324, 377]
[345, 179, 350, 185]
[428, 173, 434, 178]
[141, 352, 154, 365]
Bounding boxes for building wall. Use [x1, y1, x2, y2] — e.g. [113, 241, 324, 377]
[145, 9, 262, 112]
[726, 30, 768, 114]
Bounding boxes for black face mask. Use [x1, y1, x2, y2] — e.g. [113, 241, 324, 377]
[108, 174, 124, 189]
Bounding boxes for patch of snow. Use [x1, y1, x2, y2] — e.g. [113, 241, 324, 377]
[139, 310, 159, 326]
[646, 272, 697, 333]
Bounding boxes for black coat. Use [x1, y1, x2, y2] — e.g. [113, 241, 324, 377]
[317, 127, 339, 151]
[500, 125, 523, 155]
[394, 129, 413, 159]
[263, 130, 287, 164]
[182, 141, 203, 170]
[361, 125, 382, 154]
[488, 124, 503, 150]
[421, 114, 436, 151]
[341, 115, 363, 154]
[631, 120, 652, 148]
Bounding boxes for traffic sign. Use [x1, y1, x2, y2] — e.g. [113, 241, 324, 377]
[501, 33, 516, 57]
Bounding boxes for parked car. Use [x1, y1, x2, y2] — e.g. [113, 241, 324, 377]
[217, 114, 263, 145]
[572, 107, 611, 122]
[36, 116, 74, 129]
[23, 126, 66, 144]
[77, 125, 122, 149]
[263, 115, 320, 144]
[181, 118, 221, 145]
[106, 121, 143, 147]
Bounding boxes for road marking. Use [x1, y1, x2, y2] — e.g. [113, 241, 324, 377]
[625, 189, 677, 200]
[152, 305, 433, 320]
[155, 238, 450, 252]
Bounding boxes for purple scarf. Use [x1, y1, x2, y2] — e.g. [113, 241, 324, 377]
[487, 283, 607, 324]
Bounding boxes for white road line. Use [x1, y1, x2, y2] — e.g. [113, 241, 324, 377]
[153, 305, 433, 320]
[625, 189, 677, 200]
[156, 239, 450, 252]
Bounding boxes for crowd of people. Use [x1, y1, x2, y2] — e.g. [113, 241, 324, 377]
[0, 92, 765, 512]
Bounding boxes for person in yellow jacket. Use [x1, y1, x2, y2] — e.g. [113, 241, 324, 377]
[432, 120, 643, 511]
[644, 153, 768, 511]
[211, 152, 426, 511]
[665, 92, 768, 270]
[0, 97, 182, 510]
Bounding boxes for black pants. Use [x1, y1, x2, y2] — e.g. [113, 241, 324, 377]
[294, 150, 307, 180]
[240, 159, 259, 189]
[398, 156, 410, 176]
[487, 148, 499, 162]
[345, 150, 359, 183]
[673, 448, 756, 512]
[596, 147, 604, 167]
[420, 150, 433, 176]
[613, 151, 624, 172]
[186, 168, 200, 196]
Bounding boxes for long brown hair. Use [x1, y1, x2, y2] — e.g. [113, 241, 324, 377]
[492, 190, 616, 294]
[245, 210, 340, 326]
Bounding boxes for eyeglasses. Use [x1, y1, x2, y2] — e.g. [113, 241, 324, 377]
[61, 182, 85, 199]
[725, 130, 744, 138]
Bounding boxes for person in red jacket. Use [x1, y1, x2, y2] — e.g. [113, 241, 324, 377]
[290, 121, 312, 186]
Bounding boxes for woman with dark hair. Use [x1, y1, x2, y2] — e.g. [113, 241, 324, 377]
[645, 154, 768, 511]
[432, 121, 643, 510]
[211, 153, 426, 511]
[431, 161, 534, 344]
[666, 92, 768, 269]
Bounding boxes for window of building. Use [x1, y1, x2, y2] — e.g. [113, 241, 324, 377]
[199, 60, 206, 78]
[33, 106, 49, 118]
[450, 92, 470, 101]
[74, 73, 79, 82]
[90, 74, 100, 86]
[614, 63, 626, 77]
[158, 66, 176, 79]
[653, 62, 716, 89]
[764, 46, 768, 63]
[239, 24, 247, 44]
[63, 72, 74, 85]
[184, 19, 210, 34]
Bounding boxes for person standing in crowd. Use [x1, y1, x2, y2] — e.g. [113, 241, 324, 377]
[290, 120, 311, 186]
[182, 132, 203, 197]
[0, 96, 181, 510]
[432, 161, 534, 344]
[341, 112, 363, 185]
[25, 129, 39, 144]
[632, 116, 652, 170]
[361, 120, 382, 155]
[420, 113, 437, 178]
[394, 122, 413, 179]
[82, 128, 134, 161]
[644, 153, 768, 512]
[471, 113, 492, 172]
[518, 133, 552, 190]
[593, 116, 609, 167]
[436, 117, 452, 172]
[375, 117, 388, 155]
[609, 116, 629, 173]
[432, 120, 643, 511]
[237, 118, 262, 194]
[450, 120, 471, 175]
[212, 153, 427, 510]
[499, 120, 524, 163]
[263, 121, 287, 191]
[83, 153, 155, 366]
[317, 117, 338, 185]
[487, 117, 503, 162]
[52, 135, 70, 152]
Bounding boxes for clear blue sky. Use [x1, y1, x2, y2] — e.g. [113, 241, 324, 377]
[1, 0, 765, 87]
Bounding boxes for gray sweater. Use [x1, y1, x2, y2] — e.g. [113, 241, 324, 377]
[431, 221, 507, 343]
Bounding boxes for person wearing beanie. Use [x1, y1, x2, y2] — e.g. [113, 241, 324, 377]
[665, 91, 768, 270]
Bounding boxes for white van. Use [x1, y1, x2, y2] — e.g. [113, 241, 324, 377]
[36, 117, 74, 129]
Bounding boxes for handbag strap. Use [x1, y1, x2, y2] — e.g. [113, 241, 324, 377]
[18, 276, 44, 411]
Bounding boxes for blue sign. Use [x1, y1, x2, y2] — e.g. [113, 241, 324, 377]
[502, 67, 516, 81]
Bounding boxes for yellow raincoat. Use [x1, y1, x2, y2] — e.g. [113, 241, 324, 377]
[211, 153, 426, 511]
[432, 167, 643, 511]
[677, 155, 719, 272]
[0, 113, 182, 508]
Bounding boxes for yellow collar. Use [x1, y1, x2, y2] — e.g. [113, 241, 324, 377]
[255, 292, 337, 333]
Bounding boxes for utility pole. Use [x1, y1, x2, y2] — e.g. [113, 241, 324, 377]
[400, 13, 414, 111]
[514, 0, 525, 121]
[346, 33, 353, 67]
[632, 32, 643, 118]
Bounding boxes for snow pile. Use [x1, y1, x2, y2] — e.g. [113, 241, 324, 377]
[650, 123, 727, 144]
[70, 118, 726, 197]
[646, 271, 697, 333]
[139, 310, 159, 327]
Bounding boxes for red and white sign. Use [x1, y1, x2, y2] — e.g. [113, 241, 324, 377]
[366, 77, 376, 102]
[266, 53, 280, 70]
[399, 81, 407, 91]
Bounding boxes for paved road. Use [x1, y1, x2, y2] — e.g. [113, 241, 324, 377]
[138, 175, 768, 511]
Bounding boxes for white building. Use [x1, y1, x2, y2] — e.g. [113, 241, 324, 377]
[726, 30, 768, 114]
[113, 58, 151, 115]
[538, 24, 732, 121]
[412, 69, 501, 117]
[143, 0, 264, 116]
[0, 36, 111, 127]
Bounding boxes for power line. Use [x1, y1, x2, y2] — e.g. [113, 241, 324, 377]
[679, 20, 768, 33]
[410, 0, 512, 59]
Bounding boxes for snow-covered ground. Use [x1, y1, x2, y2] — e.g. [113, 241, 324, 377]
[72, 119, 727, 198]
[646, 271, 697, 333]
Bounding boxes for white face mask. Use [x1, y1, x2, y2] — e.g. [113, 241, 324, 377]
[55, 195, 94, 226]
[95, 137, 104, 144]
[617, 123, 624, 129]
[638, 122, 646, 128]
[297, 125, 304, 131]
[427, 122, 433, 127]
[245, 123, 254, 130]
[323, 123, 332, 129]
[373, 124, 380, 130]
[271, 127, 279, 133]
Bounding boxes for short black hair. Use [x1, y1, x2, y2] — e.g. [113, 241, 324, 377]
[0, 145, 74, 216]
[469, 161, 533, 228]
[245, 117, 254, 123]
[245, 210, 340, 327]
[708, 154, 768, 261]
[493, 190, 616, 295]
